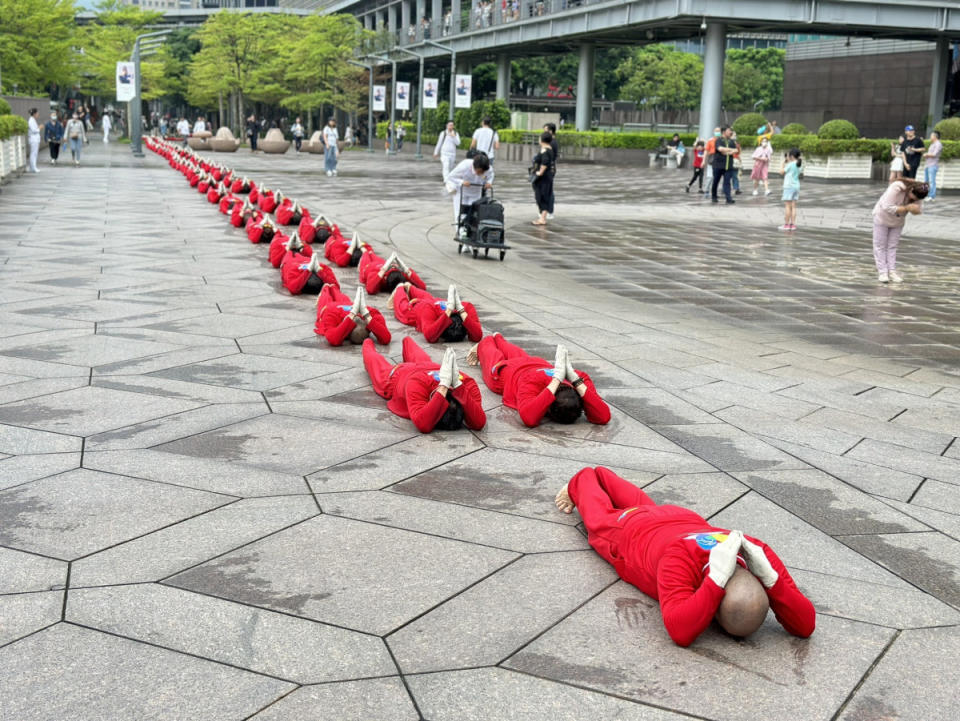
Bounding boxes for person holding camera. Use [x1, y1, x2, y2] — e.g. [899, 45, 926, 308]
[433, 121, 461, 180]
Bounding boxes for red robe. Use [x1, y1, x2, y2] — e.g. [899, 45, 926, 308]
[362, 337, 486, 433]
[568, 466, 816, 647]
[314, 285, 391, 346]
[259, 191, 278, 214]
[393, 286, 483, 343]
[280, 252, 339, 295]
[477, 334, 610, 427]
[358, 250, 426, 295]
[276, 200, 309, 226]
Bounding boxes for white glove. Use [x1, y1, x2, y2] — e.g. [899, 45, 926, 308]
[707, 530, 743, 588]
[396, 255, 410, 274]
[741, 537, 779, 588]
[381, 252, 398, 274]
[446, 285, 456, 311]
[346, 233, 358, 253]
[565, 355, 579, 384]
[453, 287, 465, 313]
[438, 347, 456, 388]
[350, 286, 364, 316]
[552, 345, 568, 381]
[286, 233, 303, 252]
[307, 253, 322, 274]
[357, 287, 370, 318]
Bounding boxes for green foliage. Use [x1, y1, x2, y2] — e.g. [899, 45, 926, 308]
[0, 99, 11, 115]
[781, 123, 809, 135]
[452, 99, 510, 140]
[615, 44, 703, 110]
[375, 120, 415, 139]
[0, 115, 29, 139]
[817, 119, 859, 139]
[939, 140, 960, 160]
[511, 48, 629, 99]
[498, 129, 697, 149]
[934, 116, 960, 140]
[731, 112, 768, 137]
[0, 0, 76, 94]
[422, 101, 450, 138]
[722, 47, 785, 111]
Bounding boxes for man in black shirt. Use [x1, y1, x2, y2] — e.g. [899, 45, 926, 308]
[711, 126, 738, 204]
[899, 125, 925, 179]
[544, 123, 559, 219]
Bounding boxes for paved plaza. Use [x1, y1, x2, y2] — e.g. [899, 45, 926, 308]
[1, 138, 959, 720]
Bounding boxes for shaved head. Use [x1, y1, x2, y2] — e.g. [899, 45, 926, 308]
[348, 320, 370, 345]
[716, 567, 769, 638]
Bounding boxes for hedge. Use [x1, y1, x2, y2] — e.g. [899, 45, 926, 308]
[0, 115, 28, 140]
[500, 129, 698, 149]
[934, 117, 960, 141]
[732, 112, 768, 138]
[0, 98, 11, 116]
[817, 119, 860, 139]
[375, 120, 416, 140]
[781, 123, 809, 135]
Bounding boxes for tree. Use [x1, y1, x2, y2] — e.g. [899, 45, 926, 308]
[616, 44, 703, 110]
[722, 47, 785, 111]
[0, 0, 77, 95]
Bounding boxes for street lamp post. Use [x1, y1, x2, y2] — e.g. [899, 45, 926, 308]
[347, 59, 376, 153]
[367, 53, 397, 155]
[130, 29, 171, 157]
[424, 40, 456, 122]
[394, 46, 424, 159]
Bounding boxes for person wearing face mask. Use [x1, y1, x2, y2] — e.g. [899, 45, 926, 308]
[44, 112, 64, 165]
[751, 137, 773, 196]
[27, 109, 41, 173]
[64, 112, 86, 166]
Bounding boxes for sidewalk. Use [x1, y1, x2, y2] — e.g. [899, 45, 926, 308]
[0, 139, 958, 721]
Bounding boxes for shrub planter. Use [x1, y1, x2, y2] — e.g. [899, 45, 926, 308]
[801, 153, 873, 180]
[935, 159, 960, 190]
[0, 136, 26, 183]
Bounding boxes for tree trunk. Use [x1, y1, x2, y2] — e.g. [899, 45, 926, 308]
[307, 112, 314, 136]
[218, 91, 224, 131]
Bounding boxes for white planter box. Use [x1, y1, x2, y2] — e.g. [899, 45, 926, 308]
[16, 136, 26, 170]
[933, 159, 960, 190]
[802, 153, 873, 179]
[0, 139, 9, 180]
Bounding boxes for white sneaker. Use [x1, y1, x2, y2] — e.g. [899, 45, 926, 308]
[764, 189, 772, 196]
[878, 272, 889, 283]
[326, 170, 332, 177]
[926, 197, 935, 203]
[332, 170, 337, 176]
[547, 213, 554, 219]
[752, 189, 758, 196]
[889, 270, 903, 283]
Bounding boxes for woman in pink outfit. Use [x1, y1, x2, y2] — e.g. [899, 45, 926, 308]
[750, 137, 773, 195]
[871, 179, 928, 284]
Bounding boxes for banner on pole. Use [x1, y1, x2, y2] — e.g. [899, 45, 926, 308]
[116, 61, 136, 102]
[396, 81, 411, 111]
[423, 78, 439, 109]
[373, 85, 386, 112]
[454, 74, 471, 108]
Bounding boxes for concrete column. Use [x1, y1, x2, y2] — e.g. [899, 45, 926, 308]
[416, 0, 425, 32]
[401, 0, 411, 38]
[450, 0, 460, 33]
[388, 3, 397, 36]
[431, 0, 441, 37]
[471, 0, 479, 28]
[496, 54, 511, 102]
[575, 43, 595, 131]
[376, 9, 386, 31]
[698, 22, 726, 141]
[927, 36, 950, 131]
[363, 13, 373, 30]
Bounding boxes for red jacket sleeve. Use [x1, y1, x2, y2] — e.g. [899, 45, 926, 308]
[420, 305, 450, 343]
[322, 309, 355, 346]
[365, 272, 383, 295]
[404, 269, 427, 291]
[461, 302, 483, 342]
[574, 371, 611, 425]
[319, 265, 339, 289]
[452, 378, 486, 430]
[515, 373, 555, 427]
[367, 310, 392, 345]
[750, 539, 816, 638]
[656, 549, 727, 647]
[405, 377, 450, 433]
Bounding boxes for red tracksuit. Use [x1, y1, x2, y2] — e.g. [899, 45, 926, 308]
[197, 179, 211, 194]
[231, 178, 251, 194]
[568, 466, 816, 647]
[477, 335, 610, 427]
[268, 232, 302, 268]
[219, 195, 238, 215]
[393, 286, 483, 343]
[299, 216, 331, 245]
[280, 252, 338, 295]
[276, 200, 309, 226]
[324, 230, 360, 267]
[206, 186, 222, 204]
[358, 250, 426, 295]
[259, 191, 278, 214]
[248, 183, 260, 203]
[314, 285, 391, 346]
[246, 216, 277, 244]
[362, 337, 486, 433]
[230, 203, 251, 228]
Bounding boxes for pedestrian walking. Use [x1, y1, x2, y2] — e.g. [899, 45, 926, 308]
[710, 126, 737, 204]
[176, 116, 190, 146]
[730, 132, 743, 195]
[898, 125, 924, 179]
[531, 131, 556, 226]
[27, 109, 41, 173]
[64, 112, 86, 166]
[433, 120, 461, 179]
[922, 130, 942, 202]
[44, 112, 64, 165]
[686, 139, 705, 193]
[291, 117, 305, 153]
[751, 137, 773, 195]
[385, 121, 393, 154]
[702, 127, 719, 197]
[193, 116, 207, 135]
[871, 179, 928, 283]
[246, 115, 259, 152]
[544, 122, 559, 218]
[323, 117, 339, 176]
[396, 124, 406, 152]
[778, 148, 802, 231]
[344, 125, 355, 148]
[102, 112, 112, 144]
[470, 116, 499, 166]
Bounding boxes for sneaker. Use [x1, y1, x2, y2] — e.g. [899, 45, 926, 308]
[725, 199, 736, 204]
[778, 224, 791, 231]
[547, 213, 553, 219]
[878, 272, 889, 283]
[764, 189, 772, 196]
[685, 185, 690, 193]
[735, 190, 742, 195]
[926, 197, 935, 203]
[752, 189, 758, 196]
[711, 198, 719, 203]
[889, 270, 903, 283]
[326, 170, 332, 177]
[332, 170, 337, 176]
[789, 224, 797, 230]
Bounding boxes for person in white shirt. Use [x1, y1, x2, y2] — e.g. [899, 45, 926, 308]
[102, 113, 112, 144]
[193, 116, 207, 135]
[291, 117, 305, 153]
[323, 117, 339, 177]
[433, 121, 460, 179]
[444, 154, 494, 228]
[344, 125, 355, 147]
[470, 116, 499, 165]
[27, 108, 41, 173]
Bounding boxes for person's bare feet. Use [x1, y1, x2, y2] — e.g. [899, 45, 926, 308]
[465, 342, 480, 366]
[555, 483, 574, 514]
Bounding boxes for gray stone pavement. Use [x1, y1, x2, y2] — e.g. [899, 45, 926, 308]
[0, 137, 959, 720]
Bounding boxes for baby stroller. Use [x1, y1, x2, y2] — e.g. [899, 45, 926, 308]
[454, 186, 510, 260]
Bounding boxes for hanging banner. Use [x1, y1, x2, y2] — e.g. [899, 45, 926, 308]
[454, 74, 471, 108]
[116, 61, 136, 102]
[395, 81, 411, 111]
[372, 85, 386, 112]
[422, 78, 439, 109]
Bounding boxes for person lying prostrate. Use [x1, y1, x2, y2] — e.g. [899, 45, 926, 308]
[299, 214, 334, 245]
[358, 250, 426, 295]
[248, 182, 260, 203]
[269, 231, 307, 268]
[281, 250, 339, 295]
[231, 176, 253, 194]
[197, 173, 212, 194]
[276, 198, 308, 226]
[554, 466, 816, 647]
[315, 286, 391, 346]
[207, 182, 226, 204]
[246, 214, 278, 244]
[219, 191, 239, 215]
[187, 166, 200, 187]
[469, 336, 610, 427]
[363, 339, 486, 433]
[259, 188, 281, 214]
[231, 199, 256, 228]
[325, 231, 367, 267]
[221, 169, 234, 188]
[391, 283, 482, 344]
